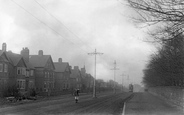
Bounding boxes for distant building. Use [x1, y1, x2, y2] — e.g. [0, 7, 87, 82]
[54, 58, 71, 93]
[70, 66, 82, 90]
[29, 50, 55, 96]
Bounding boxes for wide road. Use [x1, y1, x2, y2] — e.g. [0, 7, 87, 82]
[124, 92, 184, 115]
[0, 92, 132, 115]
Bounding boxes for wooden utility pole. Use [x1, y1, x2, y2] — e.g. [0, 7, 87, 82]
[88, 49, 103, 98]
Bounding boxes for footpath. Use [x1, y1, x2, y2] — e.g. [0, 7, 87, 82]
[124, 92, 184, 115]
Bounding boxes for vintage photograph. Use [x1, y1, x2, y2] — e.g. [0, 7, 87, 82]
[0, 0, 183, 115]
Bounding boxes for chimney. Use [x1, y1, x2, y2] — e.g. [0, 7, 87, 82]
[58, 58, 62, 63]
[21, 47, 29, 62]
[74, 66, 79, 70]
[38, 50, 43, 56]
[2, 43, 7, 52]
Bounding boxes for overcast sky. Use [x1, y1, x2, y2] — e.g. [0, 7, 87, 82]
[0, 0, 155, 86]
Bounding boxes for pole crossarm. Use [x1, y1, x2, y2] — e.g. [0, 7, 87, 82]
[88, 51, 103, 55]
[88, 49, 103, 98]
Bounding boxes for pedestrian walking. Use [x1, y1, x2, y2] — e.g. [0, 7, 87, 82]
[74, 89, 80, 103]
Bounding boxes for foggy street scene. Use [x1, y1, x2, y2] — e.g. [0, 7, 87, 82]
[0, 0, 184, 115]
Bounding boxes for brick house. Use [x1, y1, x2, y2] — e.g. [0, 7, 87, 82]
[0, 43, 30, 96]
[0, 50, 10, 95]
[29, 50, 55, 96]
[70, 66, 82, 91]
[54, 58, 71, 94]
[85, 73, 94, 91]
[80, 66, 88, 91]
[20, 47, 35, 91]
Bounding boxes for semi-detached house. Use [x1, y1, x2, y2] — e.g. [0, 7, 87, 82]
[0, 43, 35, 96]
[54, 58, 71, 94]
[29, 50, 55, 96]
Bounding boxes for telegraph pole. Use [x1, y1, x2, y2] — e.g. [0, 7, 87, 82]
[88, 49, 103, 98]
[120, 74, 125, 92]
[111, 60, 119, 94]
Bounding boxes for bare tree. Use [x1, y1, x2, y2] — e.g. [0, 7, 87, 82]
[143, 33, 184, 87]
[127, 0, 184, 41]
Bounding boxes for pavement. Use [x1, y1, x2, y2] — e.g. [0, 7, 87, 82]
[124, 92, 184, 115]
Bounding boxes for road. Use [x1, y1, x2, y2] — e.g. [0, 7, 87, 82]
[124, 92, 184, 115]
[0, 92, 183, 115]
[0, 92, 132, 115]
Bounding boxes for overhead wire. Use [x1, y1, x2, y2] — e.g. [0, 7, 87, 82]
[33, 0, 94, 51]
[11, 0, 89, 55]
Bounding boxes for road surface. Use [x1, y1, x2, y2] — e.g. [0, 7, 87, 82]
[124, 92, 184, 115]
[0, 92, 183, 115]
[0, 92, 132, 115]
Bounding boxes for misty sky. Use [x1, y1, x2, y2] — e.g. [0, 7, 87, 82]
[0, 0, 155, 86]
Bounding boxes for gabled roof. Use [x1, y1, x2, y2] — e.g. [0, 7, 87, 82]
[0, 50, 26, 66]
[0, 50, 3, 56]
[0, 50, 9, 62]
[25, 61, 34, 69]
[6, 52, 22, 66]
[54, 62, 70, 72]
[29, 55, 52, 68]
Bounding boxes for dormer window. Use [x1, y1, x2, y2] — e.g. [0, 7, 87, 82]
[17, 67, 26, 75]
[17, 68, 21, 75]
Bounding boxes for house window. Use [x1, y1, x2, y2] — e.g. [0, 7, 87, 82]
[45, 72, 47, 78]
[0, 63, 3, 72]
[17, 67, 21, 75]
[43, 82, 48, 92]
[17, 67, 26, 75]
[30, 70, 34, 76]
[22, 68, 26, 75]
[29, 81, 34, 88]
[4, 64, 8, 72]
[17, 80, 25, 89]
[26, 71, 29, 77]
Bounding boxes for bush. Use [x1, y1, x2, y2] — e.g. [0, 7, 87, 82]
[29, 88, 37, 97]
[1, 85, 22, 101]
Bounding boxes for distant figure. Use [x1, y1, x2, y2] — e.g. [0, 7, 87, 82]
[74, 89, 80, 103]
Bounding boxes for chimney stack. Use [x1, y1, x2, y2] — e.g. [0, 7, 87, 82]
[38, 50, 43, 56]
[21, 47, 29, 62]
[74, 66, 79, 70]
[2, 43, 7, 52]
[58, 58, 62, 63]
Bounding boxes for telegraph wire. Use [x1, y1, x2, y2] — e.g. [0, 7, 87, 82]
[11, 0, 89, 54]
[34, 0, 94, 51]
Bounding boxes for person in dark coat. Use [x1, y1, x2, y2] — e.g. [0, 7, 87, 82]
[74, 89, 80, 103]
